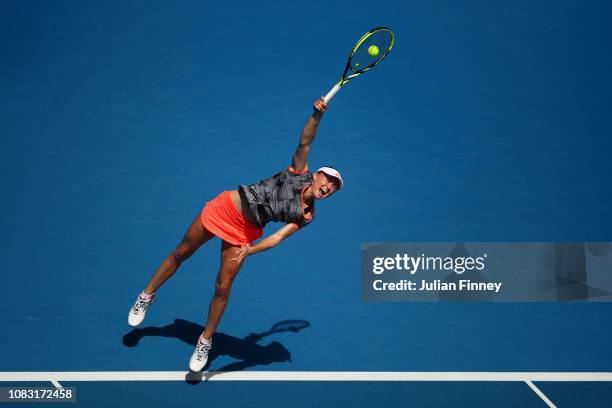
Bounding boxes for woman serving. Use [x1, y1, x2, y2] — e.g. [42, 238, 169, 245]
[128, 97, 343, 372]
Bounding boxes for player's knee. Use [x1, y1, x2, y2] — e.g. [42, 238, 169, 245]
[214, 281, 232, 299]
[171, 244, 193, 263]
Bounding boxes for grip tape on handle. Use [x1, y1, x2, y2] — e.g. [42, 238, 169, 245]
[323, 83, 341, 104]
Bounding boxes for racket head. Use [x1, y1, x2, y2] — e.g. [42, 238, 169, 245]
[345, 27, 394, 80]
[270, 320, 310, 333]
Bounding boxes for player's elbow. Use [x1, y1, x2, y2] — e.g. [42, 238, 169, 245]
[270, 235, 283, 247]
[299, 137, 314, 147]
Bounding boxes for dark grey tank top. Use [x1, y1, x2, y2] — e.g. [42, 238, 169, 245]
[239, 166, 314, 229]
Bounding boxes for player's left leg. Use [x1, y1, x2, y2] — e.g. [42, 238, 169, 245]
[189, 240, 244, 371]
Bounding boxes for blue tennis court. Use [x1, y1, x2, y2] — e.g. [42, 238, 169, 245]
[1, 1, 611, 406]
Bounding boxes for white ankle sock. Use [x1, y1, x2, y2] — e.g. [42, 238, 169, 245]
[139, 291, 154, 301]
[199, 334, 211, 344]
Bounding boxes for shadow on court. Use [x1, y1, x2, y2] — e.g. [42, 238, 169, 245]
[122, 318, 310, 381]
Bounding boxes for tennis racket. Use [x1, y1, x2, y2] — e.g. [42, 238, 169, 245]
[324, 26, 394, 103]
[243, 320, 311, 342]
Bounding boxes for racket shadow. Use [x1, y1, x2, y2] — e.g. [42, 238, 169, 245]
[122, 318, 310, 377]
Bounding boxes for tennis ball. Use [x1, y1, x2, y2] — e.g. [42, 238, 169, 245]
[367, 45, 380, 57]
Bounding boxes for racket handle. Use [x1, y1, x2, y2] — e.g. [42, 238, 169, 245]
[324, 83, 341, 104]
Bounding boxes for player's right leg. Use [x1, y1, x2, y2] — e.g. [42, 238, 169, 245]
[128, 212, 215, 327]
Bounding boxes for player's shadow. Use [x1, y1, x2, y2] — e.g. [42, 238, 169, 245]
[122, 318, 310, 382]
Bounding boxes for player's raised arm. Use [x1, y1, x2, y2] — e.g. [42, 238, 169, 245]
[291, 97, 327, 172]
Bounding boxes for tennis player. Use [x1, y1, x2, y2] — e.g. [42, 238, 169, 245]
[128, 97, 343, 372]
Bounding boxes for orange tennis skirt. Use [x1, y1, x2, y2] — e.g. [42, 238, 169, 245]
[200, 191, 263, 246]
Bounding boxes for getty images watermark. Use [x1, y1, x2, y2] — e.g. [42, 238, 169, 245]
[361, 243, 612, 302]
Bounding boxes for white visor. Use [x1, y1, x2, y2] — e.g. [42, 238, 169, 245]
[316, 166, 344, 190]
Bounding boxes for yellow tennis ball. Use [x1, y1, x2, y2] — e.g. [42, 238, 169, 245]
[367, 45, 380, 57]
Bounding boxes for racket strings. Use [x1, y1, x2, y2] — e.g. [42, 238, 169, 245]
[349, 29, 393, 74]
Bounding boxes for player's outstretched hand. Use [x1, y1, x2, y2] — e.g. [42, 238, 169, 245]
[230, 244, 251, 263]
[313, 97, 327, 114]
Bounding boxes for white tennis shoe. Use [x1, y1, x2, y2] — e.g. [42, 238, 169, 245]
[128, 292, 155, 327]
[189, 337, 212, 372]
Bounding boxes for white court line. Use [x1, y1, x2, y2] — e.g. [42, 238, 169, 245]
[50, 380, 64, 390]
[0, 371, 612, 382]
[525, 380, 557, 408]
